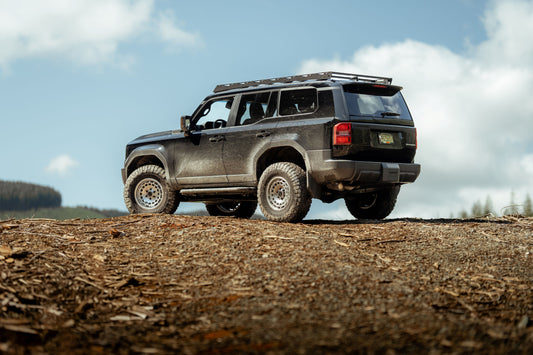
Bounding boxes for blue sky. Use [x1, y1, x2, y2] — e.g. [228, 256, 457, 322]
[1, 0, 532, 218]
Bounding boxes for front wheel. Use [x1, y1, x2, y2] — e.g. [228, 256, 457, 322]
[205, 201, 257, 219]
[258, 162, 311, 222]
[344, 186, 400, 220]
[124, 165, 179, 214]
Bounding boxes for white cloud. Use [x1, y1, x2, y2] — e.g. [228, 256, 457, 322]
[0, 0, 202, 69]
[45, 154, 79, 176]
[156, 10, 202, 50]
[302, 0, 533, 218]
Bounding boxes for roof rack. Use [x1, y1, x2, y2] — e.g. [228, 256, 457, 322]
[213, 71, 392, 93]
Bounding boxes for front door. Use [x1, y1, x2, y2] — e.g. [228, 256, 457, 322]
[174, 97, 235, 187]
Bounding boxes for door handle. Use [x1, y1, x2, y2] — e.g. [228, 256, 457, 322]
[209, 135, 225, 142]
[256, 131, 271, 138]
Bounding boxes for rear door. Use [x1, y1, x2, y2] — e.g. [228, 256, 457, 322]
[222, 91, 278, 184]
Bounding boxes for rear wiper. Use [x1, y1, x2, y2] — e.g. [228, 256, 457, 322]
[380, 111, 400, 117]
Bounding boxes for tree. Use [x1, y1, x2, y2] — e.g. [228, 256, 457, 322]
[0, 180, 61, 211]
[524, 194, 533, 217]
[504, 190, 520, 216]
[483, 196, 494, 215]
[471, 200, 483, 217]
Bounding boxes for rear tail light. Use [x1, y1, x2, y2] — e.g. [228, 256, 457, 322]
[333, 122, 352, 145]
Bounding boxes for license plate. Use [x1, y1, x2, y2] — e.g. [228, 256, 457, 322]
[378, 132, 394, 145]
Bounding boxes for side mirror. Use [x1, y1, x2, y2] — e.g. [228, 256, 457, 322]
[180, 115, 191, 136]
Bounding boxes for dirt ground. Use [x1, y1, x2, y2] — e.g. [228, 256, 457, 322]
[1, 214, 532, 354]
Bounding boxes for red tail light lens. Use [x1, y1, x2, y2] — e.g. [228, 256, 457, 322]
[333, 123, 352, 145]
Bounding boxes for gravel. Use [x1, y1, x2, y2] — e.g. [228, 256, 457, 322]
[1, 214, 532, 354]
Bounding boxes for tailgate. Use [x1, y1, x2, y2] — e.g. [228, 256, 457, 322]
[332, 122, 417, 163]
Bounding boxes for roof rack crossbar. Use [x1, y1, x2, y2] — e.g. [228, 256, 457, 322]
[213, 71, 392, 93]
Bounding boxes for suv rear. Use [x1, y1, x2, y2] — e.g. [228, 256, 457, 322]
[122, 72, 420, 222]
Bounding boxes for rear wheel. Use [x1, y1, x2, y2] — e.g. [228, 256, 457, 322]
[205, 201, 257, 219]
[124, 165, 179, 214]
[344, 186, 400, 220]
[258, 162, 311, 222]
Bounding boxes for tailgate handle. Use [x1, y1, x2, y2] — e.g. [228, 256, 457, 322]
[256, 131, 271, 138]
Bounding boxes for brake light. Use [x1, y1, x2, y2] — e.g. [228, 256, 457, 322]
[372, 84, 387, 88]
[333, 123, 352, 145]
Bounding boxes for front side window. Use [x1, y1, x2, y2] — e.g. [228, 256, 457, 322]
[344, 84, 411, 120]
[279, 88, 318, 116]
[194, 97, 234, 130]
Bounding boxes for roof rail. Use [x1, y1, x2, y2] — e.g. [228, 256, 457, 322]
[213, 71, 392, 93]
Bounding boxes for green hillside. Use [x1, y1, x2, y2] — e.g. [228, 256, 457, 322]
[0, 206, 127, 220]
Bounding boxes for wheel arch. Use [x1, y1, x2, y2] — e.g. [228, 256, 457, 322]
[124, 145, 170, 182]
[255, 145, 307, 181]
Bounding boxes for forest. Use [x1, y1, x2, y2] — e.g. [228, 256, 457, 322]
[456, 192, 533, 218]
[0, 180, 61, 211]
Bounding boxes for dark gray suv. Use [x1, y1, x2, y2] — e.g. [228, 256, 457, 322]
[122, 72, 420, 222]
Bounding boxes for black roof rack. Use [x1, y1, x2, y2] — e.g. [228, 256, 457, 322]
[213, 71, 393, 93]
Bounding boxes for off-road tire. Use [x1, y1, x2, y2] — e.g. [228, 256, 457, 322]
[124, 165, 179, 214]
[345, 186, 400, 220]
[258, 162, 311, 223]
[205, 201, 257, 219]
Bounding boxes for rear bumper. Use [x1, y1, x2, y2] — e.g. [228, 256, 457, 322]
[307, 150, 420, 185]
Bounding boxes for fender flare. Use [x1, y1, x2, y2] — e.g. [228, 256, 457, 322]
[123, 144, 171, 183]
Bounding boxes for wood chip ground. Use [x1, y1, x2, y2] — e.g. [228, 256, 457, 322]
[1, 215, 532, 354]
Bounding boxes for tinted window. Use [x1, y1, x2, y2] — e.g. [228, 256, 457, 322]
[344, 84, 411, 120]
[279, 88, 317, 116]
[236, 92, 270, 125]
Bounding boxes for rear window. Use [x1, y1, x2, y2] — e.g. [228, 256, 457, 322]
[343, 84, 412, 120]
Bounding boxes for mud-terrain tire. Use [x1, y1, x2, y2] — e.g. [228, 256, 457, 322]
[205, 201, 257, 219]
[344, 186, 400, 220]
[124, 165, 179, 214]
[258, 162, 311, 223]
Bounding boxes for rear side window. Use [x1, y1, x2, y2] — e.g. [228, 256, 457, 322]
[279, 88, 317, 116]
[344, 84, 412, 120]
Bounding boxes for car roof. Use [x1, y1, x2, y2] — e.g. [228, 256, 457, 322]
[212, 72, 393, 96]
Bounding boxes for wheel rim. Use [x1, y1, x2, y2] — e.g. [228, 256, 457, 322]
[266, 176, 290, 211]
[135, 178, 164, 210]
[359, 193, 378, 210]
[217, 202, 240, 213]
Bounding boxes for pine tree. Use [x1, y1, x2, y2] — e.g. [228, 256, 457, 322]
[483, 195, 494, 215]
[471, 200, 483, 217]
[524, 194, 533, 217]
[505, 190, 520, 215]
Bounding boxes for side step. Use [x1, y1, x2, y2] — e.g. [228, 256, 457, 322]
[179, 187, 256, 196]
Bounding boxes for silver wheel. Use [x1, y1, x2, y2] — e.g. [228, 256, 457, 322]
[266, 176, 291, 211]
[134, 178, 164, 210]
[124, 165, 179, 214]
[258, 162, 311, 222]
